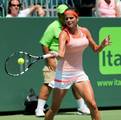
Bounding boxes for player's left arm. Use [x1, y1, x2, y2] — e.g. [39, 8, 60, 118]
[82, 27, 111, 53]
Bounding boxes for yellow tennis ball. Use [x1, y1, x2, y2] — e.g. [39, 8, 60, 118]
[17, 58, 25, 64]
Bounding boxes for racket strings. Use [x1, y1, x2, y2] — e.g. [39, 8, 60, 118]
[5, 51, 44, 76]
[5, 52, 31, 76]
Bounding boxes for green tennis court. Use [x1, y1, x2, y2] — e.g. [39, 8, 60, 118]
[0, 110, 121, 120]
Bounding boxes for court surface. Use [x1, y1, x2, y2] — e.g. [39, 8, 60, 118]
[0, 110, 121, 120]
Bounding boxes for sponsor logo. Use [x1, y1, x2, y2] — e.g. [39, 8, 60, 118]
[99, 27, 121, 75]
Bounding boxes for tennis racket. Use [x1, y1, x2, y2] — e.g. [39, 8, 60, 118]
[5, 51, 56, 77]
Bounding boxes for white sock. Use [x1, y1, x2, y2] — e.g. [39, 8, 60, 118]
[36, 99, 46, 111]
[76, 98, 85, 109]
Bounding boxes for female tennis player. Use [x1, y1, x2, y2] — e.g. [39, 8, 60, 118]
[44, 8, 111, 120]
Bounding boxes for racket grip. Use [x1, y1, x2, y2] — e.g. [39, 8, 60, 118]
[42, 53, 54, 59]
[42, 52, 58, 59]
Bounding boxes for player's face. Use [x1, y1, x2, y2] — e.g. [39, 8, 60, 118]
[65, 14, 78, 29]
[10, 0, 20, 16]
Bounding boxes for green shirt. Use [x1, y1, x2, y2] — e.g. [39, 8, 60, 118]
[40, 20, 62, 51]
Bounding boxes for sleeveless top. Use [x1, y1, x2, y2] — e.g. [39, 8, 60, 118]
[56, 28, 89, 72]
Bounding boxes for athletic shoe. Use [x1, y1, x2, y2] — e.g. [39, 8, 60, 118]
[77, 105, 90, 115]
[35, 104, 49, 117]
[35, 109, 45, 117]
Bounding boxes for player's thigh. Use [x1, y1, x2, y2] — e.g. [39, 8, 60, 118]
[51, 88, 67, 109]
[74, 80, 95, 102]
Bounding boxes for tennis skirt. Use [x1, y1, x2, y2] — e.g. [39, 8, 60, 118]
[49, 70, 89, 89]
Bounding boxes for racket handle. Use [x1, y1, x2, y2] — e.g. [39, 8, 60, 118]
[42, 51, 58, 59]
[42, 53, 54, 59]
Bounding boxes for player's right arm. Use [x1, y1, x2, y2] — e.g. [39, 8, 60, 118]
[58, 30, 69, 58]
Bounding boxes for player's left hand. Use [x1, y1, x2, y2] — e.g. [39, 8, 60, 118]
[101, 35, 112, 47]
